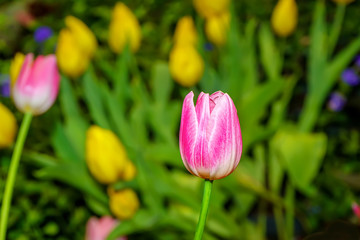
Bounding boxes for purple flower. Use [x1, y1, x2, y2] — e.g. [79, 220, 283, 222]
[355, 55, 360, 68]
[341, 69, 359, 86]
[328, 92, 346, 112]
[204, 42, 214, 51]
[34, 26, 53, 43]
[0, 75, 10, 97]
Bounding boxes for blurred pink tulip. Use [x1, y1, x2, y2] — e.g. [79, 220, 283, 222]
[85, 216, 126, 240]
[179, 91, 242, 180]
[12, 53, 60, 115]
[352, 202, 360, 220]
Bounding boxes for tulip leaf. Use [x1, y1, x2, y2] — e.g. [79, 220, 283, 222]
[273, 130, 327, 191]
[114, 44, 131, 102]
[51, 122, 81, 162]
[107, 210, 159, 239]
[59, 76, 88, 159]
[258, 23, 282, 81]
[151, 62, 173, 104]
[308, 0, 327, 94]
[35, 161, 108, 206]
[82, 68, 111, 129]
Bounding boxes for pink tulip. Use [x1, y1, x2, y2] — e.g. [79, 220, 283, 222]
[12, 53, 60, 115]
[352, 202, 360, 220]
[179, 91, 242, 180]
[85, 216, 126, 240]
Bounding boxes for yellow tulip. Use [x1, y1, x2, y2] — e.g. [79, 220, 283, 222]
[86, 125, 136, 184]
[56, 29, 90, 78]
[65, 16, 97, 58]
[0, 103, 17, 148]
[332, 0, 354, 4]
[10, 53, 25, 87]
[205, 12, 230, 46]
[109, 2, 142, 53]
[174, 16, 197, 46]
[271, 0, 298, 37]
[108, 188, 139, 220]
[193, 0, 230, 18]
[56, 16, 97, 78]
[169, 45, 204, 87]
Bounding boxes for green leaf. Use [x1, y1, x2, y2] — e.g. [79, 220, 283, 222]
[151, 62, 173, 104]
[273, 129, 327, 191]
[82, 68, 111, 129]
[308, 0, 327, 94]
[258, 23, 282, 81]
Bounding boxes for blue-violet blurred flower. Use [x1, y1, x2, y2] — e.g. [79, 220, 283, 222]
[0, 75, 10, 97]
[204, 42, 214, 51]
[328, 92, 346, 112]
[355, 55, 360, 68]
[341, 69, 359, 86]
[34, 26, 53, 43]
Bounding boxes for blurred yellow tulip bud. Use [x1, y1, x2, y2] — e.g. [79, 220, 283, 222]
[56, 16, 97, 78]
[174, 16, 197, 46]
[205, 12, 230, 46]
[109, 2, 142, 53]
[0, 103, 17, 148]
[332, 0, 354, 4]
[193, 0, 230, 18]
[10, 53, 25, 87]
[123, 161, 136, 181]
[57, 29, 90, 78]
[271, 0, 298, 37]
[86, 125, 136, 184]
[108, 188, 139, 220]
[169, 45, 204, 87]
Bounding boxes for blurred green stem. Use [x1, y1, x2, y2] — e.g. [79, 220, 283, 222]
[328, 4, 346, 56]
[194, 179, 213, 240]
[0, 112, 32, 240]
[285, 183, 295, 239]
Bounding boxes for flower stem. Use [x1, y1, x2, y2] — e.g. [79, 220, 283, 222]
[0, 112, 32, 240]
[194, 179, 213, 240]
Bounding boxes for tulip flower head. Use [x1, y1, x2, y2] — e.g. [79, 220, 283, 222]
[12, 54, 60, 115]
[193, 0, 230, 18]
[173, 16, 198, 46]
[205, 11, 230, 46]
[86, 125, 136, 184]
[109, 2, 142, 53]
[108, 188, 139, 220]
[56, 16, 97, 78]
[85, 216, 126, 240]
[10, 53, 25, 87]
[179, 91, 242, 180]
[0, 103, 17, 148]
[271, 0, 298, 37]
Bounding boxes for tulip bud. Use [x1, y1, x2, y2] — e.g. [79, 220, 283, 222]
[108, 188, 139, 220]
[193, 0, 230, 19]
[271, 0, 298, 37]
[174, 16, 198, 46]
[205, 11, 230, 46]
[179, 91, 242, 180]
[86, 125, 136, 184]
[56, 16, 97, 78]
[85, 216, 126, 240]
[169, 45, 204, 87]
[12, 54, 60, 115]
[0, 103, 17, 148]
[109, 2, 142, 53]
[10, 53, 25, 87]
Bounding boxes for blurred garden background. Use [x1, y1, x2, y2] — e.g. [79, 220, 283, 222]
[1, 0, 360, 239]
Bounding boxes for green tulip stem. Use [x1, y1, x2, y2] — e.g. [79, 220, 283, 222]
[0, 112, 33, 240]
[194, 179, 213, 240]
